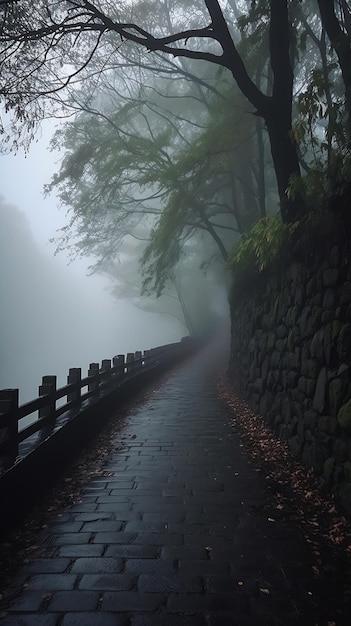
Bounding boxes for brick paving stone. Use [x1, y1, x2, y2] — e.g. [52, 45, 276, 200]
[92, 531, 137, 544]
[178, 559, 231, 576]
[24, 574, 78, 591]
[131, 616, 207, 626]
[131, 533, 183, 546]
[138, 573, 203, 593]
[5, 591, 44, 612]
[72, 512, 114, 522]
[0, 616, 59, 626]
[124, 521, 168, 533]
[124, 558, 176, 576]
[61, 614, 128, 626]
[78, 573, 136, 591]
[57, 544, 104, 557]
[48, 522, 83, 533]
[46, 590, 100, 611]
[165, 592, 241, 613]
[1, 340, 349, 625]
[52, 532, 93, 545]
[70, 557, 123, 574]
[21, 559, 71, 574]
[80, 520, 123, 532]
[100, 591, 165, 612]
[104, 545, 159, 559]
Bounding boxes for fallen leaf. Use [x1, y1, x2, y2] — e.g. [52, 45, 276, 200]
[260, 588, 270, 594]
[42, 592, 52, 600]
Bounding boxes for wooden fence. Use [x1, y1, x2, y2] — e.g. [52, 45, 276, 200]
[0, 340, 194, 471]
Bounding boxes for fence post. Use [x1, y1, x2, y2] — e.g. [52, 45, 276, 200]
[126, 353, 135, 375]
[101, 359, 111, 388]
[143, 350, 150, 368]
[67, 368, 81, 404]
[134, 351, 142, 370]
[113, 355, 125, 379]
[88, 363, 100, 393]
[39, 375, 57, 421]
[0, 389, 19, 458]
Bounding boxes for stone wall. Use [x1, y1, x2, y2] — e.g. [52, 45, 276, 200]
[229, 214, 351, 516]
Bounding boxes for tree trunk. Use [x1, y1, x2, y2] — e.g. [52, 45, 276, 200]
[265, 106, 304, 223]
[317, 0, 351, 129]
[256, 116, 266, 218]
[266, 0, 304, 222]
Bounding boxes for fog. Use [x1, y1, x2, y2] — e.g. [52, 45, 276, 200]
[0, 197, 183, 404]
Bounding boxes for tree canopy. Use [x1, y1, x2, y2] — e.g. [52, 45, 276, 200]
[1, 0, 351, 331]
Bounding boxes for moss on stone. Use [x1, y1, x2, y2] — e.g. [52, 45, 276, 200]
[329, 378, 346, 416]
[337, 324, 351, 360]
[306, 378, 316, 399]
[324, 321, 342, 366]
[310, 329, 324, 361]
[286, 305, 299, 327]
[266, 331, 276, 353]
[275, 339, 286, 353]
[338, 399, 351, 434]
[259, 333, 267, 352]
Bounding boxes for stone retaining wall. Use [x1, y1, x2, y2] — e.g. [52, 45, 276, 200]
[229, 215, 351, 516]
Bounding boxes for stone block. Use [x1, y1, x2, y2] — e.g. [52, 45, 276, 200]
[277, 324, 288, 339]
[259, 395, 268, 415]
[302, 441, 324, 474]
[305, 378, 316, 399]
[294, 285, 305, 307]
[338, 399, 351, 434]
[270, 350, 281, 369]
[301, 358, 318, 379]
[323, 321, 341, 367]
[322, 310, 334, 324]
[334, 306, 346, 323]
[328, 377, 347, 416]
[323, 268, 340, 288]
[266, 331, 276, 352]
[340, 281, 351, 305]
[313, 367, 328, 413]
[287, 327, 298, 351]
[299, 305, 313, 338]
[318, 415, 339, 436]
[297, 419, 305, 444]
[310, 329, 325, 362]
[333, 438, 349, 463]
[304, 410, 317, 430]
[298, 377, 306, 394]
[338, 483, 351, 518]
[329, 245, 340, 268]
[322, 288, 335, 310]
[286, 305, 299, 328]
[288, 436, 303, 459]
[323, 457, 335, 488]
[337, 324, 351, 360]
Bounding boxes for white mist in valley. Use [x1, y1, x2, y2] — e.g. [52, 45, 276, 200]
[0, 198, 183, 405]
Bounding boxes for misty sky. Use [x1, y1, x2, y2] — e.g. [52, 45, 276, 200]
[0, 125, 183, 403]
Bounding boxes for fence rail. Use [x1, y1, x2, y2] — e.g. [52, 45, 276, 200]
[0, 340, 193, 470]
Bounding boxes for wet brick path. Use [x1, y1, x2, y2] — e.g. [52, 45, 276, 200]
[0, 342, 343, 625]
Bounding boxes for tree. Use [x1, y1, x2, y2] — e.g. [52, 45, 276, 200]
[103, 235, 229, 336]
[47, 62, 274, 296]
[0, 0, 304, 222]
[317, 0, 351, 130]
